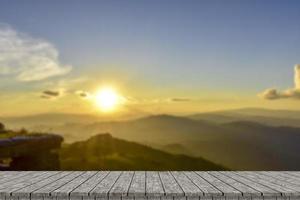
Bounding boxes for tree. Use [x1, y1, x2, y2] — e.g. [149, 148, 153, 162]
[0, 122, 5, 133]
[19, 128, 28, 135]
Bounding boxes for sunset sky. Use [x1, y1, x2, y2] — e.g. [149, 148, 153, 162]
[1, 0, 300, 117]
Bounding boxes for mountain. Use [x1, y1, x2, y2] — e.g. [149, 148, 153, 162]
[3, 108, 300, 170]
[160, 143, 193, 156]
[28, 114, 300, 170]
[59, 133, 225, 170]
[227, 108, 300, 119]
[188, 108, 300, 127]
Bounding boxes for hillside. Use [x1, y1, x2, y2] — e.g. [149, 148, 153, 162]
[59, 133, 225, 170]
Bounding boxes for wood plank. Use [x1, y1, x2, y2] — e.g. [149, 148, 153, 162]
[184, 171, 222, 197]
[209, 172, 261, 196]
[0, 171, 299, 199]
[196, 172, 241, 197]
[109, 171, 134, 197]
[128, 171, 145, 197]
[171, 171, 202, 197]
[250, 172, 300, 194]
[282, 172, 300, 182]
[31, 171, 84, 197]
[90, 171, 122, 197]
[146, 171, 164, 197]
[12, 171, 71, 197]
[237, 172, 296, 196]
[70, 171, 109, 197]
[260, 172, 300, 186]
[0, 171, 19, 180]
[0, 171, 34, 185]
[51, 171, 97, 197]
[159, 171, 184, 197]
[221, 172, 278, 196]
[0, 172, 46, 190]
[286, 172, 300, 179]
[0, 172, 56, 197]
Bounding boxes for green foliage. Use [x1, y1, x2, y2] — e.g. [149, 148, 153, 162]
[59, 133, 226, 170]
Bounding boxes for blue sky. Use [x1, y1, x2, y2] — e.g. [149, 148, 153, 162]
[1, 0, 300, 115]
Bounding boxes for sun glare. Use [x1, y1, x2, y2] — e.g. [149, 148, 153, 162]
[95, 87, 120, 112]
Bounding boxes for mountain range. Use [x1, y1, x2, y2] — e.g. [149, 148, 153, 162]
[1, 108, 300, 170]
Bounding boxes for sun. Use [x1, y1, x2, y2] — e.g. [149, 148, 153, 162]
[95, 87, 120, 112]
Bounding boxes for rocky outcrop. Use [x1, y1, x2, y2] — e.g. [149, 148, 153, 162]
[0, 133, 63, 170]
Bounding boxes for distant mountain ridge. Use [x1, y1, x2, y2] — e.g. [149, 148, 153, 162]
[188, 108, 300, 127]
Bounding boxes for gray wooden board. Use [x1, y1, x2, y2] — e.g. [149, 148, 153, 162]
[0, 171, 19, 180]
[250, 172, 300, 194]
[12, 171, 71, 197]
[0, 171, 299, 199]
[0, 172, 55, 197]
[286, 172, 300, 179]
[238, 172, 297, 196]
[71, 171, 109, 197]
[159, 171, 184, 197]
[109, 171, 134, 197]
[221, 172, 278, 196]
[171, 171, 202, 197]
[0, 171, 34, 185]
[282, 172, 300, 182]
[184, 171, 222, 196]
[0, 172, 47, 191]
[195, 172, 241, 197]
[52, 171, 97, 197]
[90, 171, 122, 197]
[128, 171, 145, 197]
[31, 171, 84, 197]
[145, 171, 164, 197]
[208, 172, 261, 196]
[259, 172, 300, 187]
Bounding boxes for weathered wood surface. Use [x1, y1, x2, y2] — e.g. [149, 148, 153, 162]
[0, 171, 300, 200]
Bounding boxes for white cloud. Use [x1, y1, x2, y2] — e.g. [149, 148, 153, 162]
[259, 64, 300, 100]
[295, 64, 300, 89]
[0, 25, 71, 81]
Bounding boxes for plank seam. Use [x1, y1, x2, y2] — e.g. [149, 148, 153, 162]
[207, 172, 245, 196]
[218, 172, 262, 196]
[28, 172, 72, 196]
[194, 172, 224, 196]
[87, 171, 111, 197]
[126, 171, 135, 197]
[11, 171, 62, 196]
[48, 171, 85, 196]
[182, 171, 204, 195]
[169, 171, 186, 197]
[107, 171, 124, 197]
[68, 171, 99, 197]
[233, 172, 283, 196]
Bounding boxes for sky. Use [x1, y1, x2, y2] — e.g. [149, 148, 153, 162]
[1, 0, 300, 117]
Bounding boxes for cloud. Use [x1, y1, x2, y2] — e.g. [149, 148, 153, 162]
[295, 64, 300, 89]
[170, 98, 191, 102]
[43, 90, 60, 97]
[75, 90, 90, 98]
[41, 90, 61, 99]
[0, 25, 72, 82]
[259, 64, 300, 100]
